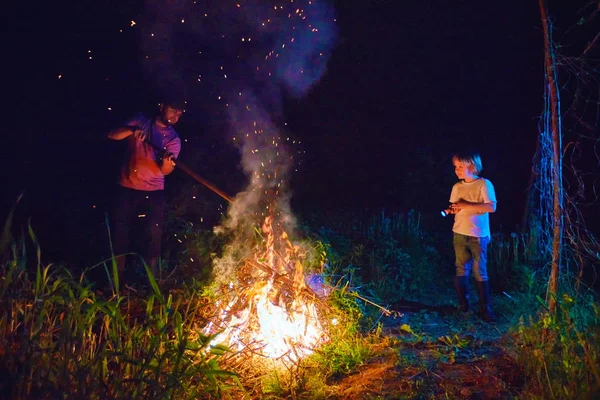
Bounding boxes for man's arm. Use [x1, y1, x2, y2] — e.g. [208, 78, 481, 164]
[159, 137, 182, 175]
[108, 126, 145, 141]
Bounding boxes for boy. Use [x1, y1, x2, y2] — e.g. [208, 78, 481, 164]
[445, 152, 497, 322]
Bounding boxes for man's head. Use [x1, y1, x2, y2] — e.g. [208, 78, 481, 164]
[158, 97, 185, 126]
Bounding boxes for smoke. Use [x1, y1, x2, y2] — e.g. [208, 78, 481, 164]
[138, 1, 337, 104]
[137, 0, 338, 283]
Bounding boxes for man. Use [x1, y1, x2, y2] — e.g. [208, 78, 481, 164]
[108, 97, 184, 283]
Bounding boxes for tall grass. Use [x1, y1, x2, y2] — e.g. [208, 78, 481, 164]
[304, 210, 443, 308]
[512, 290, 600, 399]
[0, 219, 239, 399]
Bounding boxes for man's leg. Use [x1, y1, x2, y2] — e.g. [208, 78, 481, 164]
[142, 190, 166, 280]
[110, 186, 136, 283]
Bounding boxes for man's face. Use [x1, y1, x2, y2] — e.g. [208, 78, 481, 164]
[161, 105, 184, 126]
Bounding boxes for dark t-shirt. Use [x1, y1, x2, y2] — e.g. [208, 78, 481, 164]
[118, 113, 182, 191]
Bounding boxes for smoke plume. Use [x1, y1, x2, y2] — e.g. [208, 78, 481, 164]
[137, 0, 338, 282]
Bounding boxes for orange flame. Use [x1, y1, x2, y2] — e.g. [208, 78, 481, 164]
[204, 215, 327, 362]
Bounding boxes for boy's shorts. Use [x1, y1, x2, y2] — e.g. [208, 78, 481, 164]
[453, 233, 490, 282]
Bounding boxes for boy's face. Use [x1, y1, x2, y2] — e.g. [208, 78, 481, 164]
[453, 158, 477, 181]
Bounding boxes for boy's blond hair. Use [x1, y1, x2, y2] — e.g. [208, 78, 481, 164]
[452, 152, 483, 175]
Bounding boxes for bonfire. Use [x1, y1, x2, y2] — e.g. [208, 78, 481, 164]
[196, 94, 335, 379]
[202, 212, 330, 366]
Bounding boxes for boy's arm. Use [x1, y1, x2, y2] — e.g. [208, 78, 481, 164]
[454, 200, 496, 213]
[454, 180, 497, 213]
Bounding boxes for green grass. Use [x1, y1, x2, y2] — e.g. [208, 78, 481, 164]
[511, 290, 600, 399]
[0, 223, 240, 399]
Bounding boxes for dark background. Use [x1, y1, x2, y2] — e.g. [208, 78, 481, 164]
[3, 0, 598, 265]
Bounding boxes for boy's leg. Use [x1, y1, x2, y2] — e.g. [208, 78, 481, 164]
[453, 234, 472, 277]
[469, 236, 495, 322]
[453, 234, 471, 312]
[476, 280, 495, 322]
[468, 236, 489, 282]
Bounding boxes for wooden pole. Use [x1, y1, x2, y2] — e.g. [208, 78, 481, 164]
[145, 140, 233, 203]
[174, 162, 233, 203]
[538, 0, 562, 313]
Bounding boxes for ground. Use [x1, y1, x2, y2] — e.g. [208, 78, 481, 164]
[106, 280, 528, 399]
[331, 297, 525, 400]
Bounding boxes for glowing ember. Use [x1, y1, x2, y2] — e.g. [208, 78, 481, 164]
[204, 215, 328, 363]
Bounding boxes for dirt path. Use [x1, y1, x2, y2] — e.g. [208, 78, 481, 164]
[332, 301, 525, 399]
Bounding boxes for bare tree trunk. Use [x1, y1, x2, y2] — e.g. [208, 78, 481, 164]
[539, 0, 562, 313]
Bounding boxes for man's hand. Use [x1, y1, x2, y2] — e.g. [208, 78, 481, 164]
[159, 151, 177, 175]
[132, 127, 148, 142]
[163, 152, 176, 166]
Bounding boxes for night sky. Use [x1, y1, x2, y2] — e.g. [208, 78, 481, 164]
[4, 0, 597, 262]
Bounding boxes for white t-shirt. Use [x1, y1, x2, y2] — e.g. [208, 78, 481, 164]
[119, 114, 182, 191]
[449, 178, 496, 238]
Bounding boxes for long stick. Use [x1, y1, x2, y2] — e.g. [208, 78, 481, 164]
[146, 140, 233, 203]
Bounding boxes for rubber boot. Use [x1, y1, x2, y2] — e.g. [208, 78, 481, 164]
[454, 276, 470, 312]
[476, 280, 496, 322]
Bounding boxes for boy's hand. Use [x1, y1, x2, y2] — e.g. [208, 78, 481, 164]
[449, 203, 462, 214]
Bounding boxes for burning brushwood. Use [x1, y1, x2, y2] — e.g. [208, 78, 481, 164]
[203, 214, 330, 364]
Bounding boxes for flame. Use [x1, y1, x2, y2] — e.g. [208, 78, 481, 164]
[204, 215, 327, 363]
